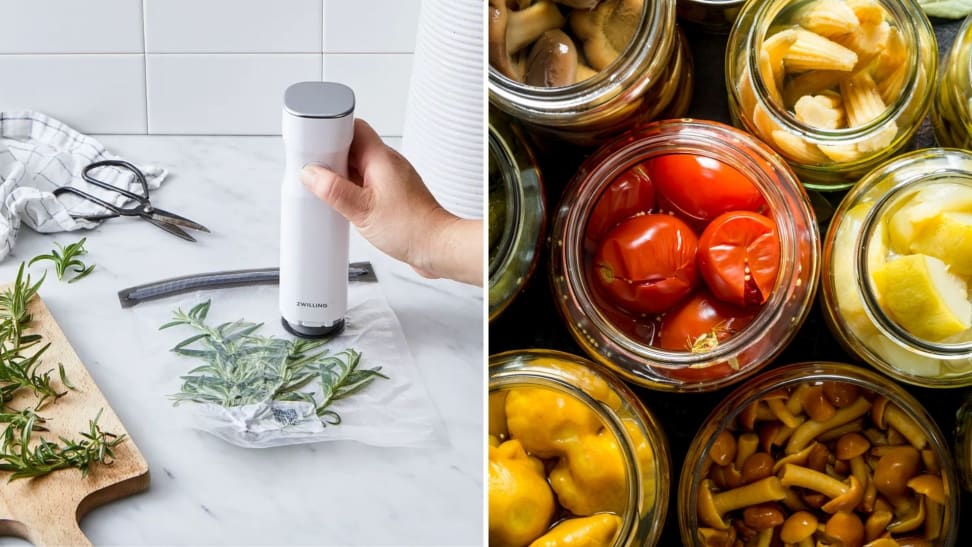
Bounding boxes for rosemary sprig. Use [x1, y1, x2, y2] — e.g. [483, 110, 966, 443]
[0, 255, 125, 481]
[28, 237, 95, 283]
[162, 300, 388, 427]
[0, 409, 126, 481]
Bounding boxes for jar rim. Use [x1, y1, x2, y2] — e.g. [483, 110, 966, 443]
[550, 119, 820, 391]
[820, 147, 972, 387]
[677, 361, 961, 546]
[487, 0, 675, 115]
[487, 117, 546, 321]
[742, 0, 932, 142]
[489, 349, 671, 547]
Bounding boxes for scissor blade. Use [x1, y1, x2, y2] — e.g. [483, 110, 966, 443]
[144, 215, 197, 242]
[148, 209, 211, 233]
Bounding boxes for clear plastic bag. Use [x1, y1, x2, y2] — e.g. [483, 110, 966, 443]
[127, 280, 444, 448]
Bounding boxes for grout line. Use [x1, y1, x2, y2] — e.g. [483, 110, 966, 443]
[0, 51, 413, 56]
[141, 0, 149, 134]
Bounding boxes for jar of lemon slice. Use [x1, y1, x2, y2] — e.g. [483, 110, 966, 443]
[726, 0, 936, 191]
[821, 149, 972, 387]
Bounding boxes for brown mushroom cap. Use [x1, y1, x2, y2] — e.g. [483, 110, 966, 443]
[508, 1, 566, 53]
[780, 510, 818, 543]
[825, 511, 865, 547]
[907, 474, 945, 505]
[836, 432, 871, 460]
[873, 445, 921, 501]
[525, 29, 578, 87]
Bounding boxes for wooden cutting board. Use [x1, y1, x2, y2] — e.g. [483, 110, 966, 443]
[0, 292, 149, 546]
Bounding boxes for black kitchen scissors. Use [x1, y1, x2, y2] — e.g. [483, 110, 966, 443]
[53, 159, 210, 242]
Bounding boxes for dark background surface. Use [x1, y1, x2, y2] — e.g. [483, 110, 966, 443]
[489, 16, 972, 545]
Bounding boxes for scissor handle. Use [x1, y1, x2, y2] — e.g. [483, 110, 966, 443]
[53, 186, 123, 216]
[82, 160, 149, 202]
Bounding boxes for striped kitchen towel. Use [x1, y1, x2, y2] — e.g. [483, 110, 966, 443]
[0, 111, 167, 260]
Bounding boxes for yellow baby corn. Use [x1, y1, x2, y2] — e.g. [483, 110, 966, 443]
[819, 142, 863, 162]
[797, 0, 860, 37]
[753, 103, 783, 141]
[877, 61, 908, 105]
[783, 29, 858, 72]
[856, 123, 898, 154]
[873, 26, 906, 81]
[783, 70, 846, 107]
[760, 29, 798, 105]
[794, 94, 846, 129]
[840, 71, 887, 127]
[834, 19, 890, 58]
[738, 67, 758, 118]
[773, 130, 831, 163]
[845, 0, 888, 23]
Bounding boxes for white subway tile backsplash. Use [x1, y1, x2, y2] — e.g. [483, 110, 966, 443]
[146, 54, 322, 134]
[0, 54, 146, 133]
[324, 0, 420, 53]
[324, 54, 412, 136]
[144, 0, 322, 53]
[0, 1, 421, 135]
[0, 0, 143, 54]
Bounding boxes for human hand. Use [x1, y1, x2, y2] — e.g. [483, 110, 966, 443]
[300, 119, 483, 286]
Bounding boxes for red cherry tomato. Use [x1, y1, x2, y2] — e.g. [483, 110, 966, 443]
[586, 163, 655, 244]
[656, 291, 756, 381]
[697, 211, 781, 308]
[649, 154, 766, 223]
[593, 214, 699, 314]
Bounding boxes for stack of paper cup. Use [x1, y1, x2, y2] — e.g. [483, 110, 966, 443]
[401, 0, 483, 220]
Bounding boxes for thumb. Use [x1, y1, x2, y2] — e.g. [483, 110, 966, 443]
[300, 165, 371, 225]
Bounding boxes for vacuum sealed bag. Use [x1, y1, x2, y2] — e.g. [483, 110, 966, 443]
[127, 277, 443, 448]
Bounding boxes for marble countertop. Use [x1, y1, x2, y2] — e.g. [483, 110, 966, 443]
[0, 135, 483, 546]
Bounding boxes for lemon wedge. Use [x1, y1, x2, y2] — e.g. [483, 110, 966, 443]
[872, 254, 972, 341]
[887, 182, 972, 254]
[906, 211, 972, 275]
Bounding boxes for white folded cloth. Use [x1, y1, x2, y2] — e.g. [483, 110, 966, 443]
[0, 111, 167, 260]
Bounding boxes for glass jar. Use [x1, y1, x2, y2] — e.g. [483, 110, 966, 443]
[678, 362, 960, 546]
[489, 349, 670, 546]
[489, 114, 546, 321]
[726, 0, 937, 191]
[932, 15, 972, 149]
[549, 119, 819, 392]
[822, 148, 972, 387]
[488, 0, 693, 147]
[956, 391, 972, 492]
[677, 0, 742, 33]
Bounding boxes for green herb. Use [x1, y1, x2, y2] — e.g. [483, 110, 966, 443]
[0, 409, 125, 480]
[29, 237, 95, 283]
[0, 256, 124, 481]
[162, 300, 387, 426]
[919, 0, 972, 17]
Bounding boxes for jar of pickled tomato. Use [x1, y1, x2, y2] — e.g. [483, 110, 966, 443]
[932, 15, 972, 149]
[822, 148, 972, 387]
[488, 0, 693, 146]
[679, 362, 960, 546]
[489, 114, 546, 321]
[489, 349, 670, 546]
[549, 119, 819, 392]
[726, 0, 936, 190]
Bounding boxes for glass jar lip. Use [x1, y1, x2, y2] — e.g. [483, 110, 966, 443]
[489, 348, 670, 547]
[678, 361, 961, 545]
[857, 175, 972, 356]
[820, 147, 972, 387]
[487, 0, 672, 112]
[552, 119, 819, 389]
[487, 117, 546, 320]
[742, 0, 931, 141]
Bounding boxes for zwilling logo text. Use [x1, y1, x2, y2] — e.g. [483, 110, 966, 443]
[297, 301, 328, 309]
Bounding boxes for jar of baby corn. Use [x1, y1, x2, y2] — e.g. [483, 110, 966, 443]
[725, 0, 936, 191]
